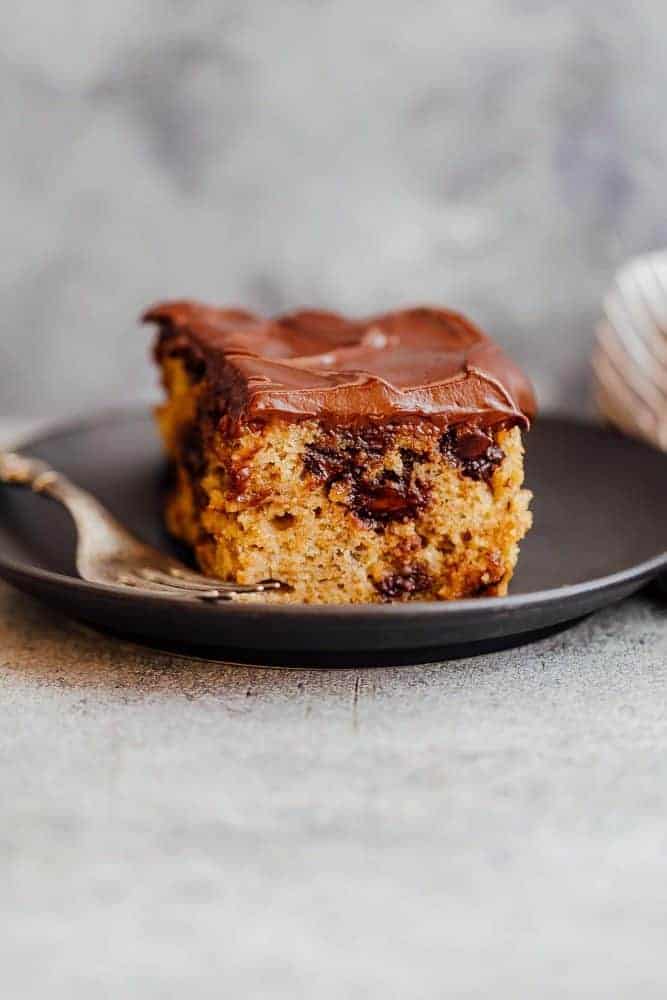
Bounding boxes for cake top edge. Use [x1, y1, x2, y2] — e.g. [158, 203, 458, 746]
[144, 300, 536, 429]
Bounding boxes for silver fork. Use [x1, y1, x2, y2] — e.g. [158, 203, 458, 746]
[0, 451, 287, 600]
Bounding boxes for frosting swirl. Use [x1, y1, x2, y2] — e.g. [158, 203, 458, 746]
[146, 301, 536, 430]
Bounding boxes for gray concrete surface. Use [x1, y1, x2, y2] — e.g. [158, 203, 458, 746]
[3, 0, 667, 418]
[1, 417, 667, 997]
[2, 582, 666, 998]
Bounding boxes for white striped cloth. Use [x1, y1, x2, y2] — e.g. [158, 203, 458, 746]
[593, 251, 667, 452]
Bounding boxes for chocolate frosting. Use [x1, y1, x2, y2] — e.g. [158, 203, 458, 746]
[145, 301, 536, 430]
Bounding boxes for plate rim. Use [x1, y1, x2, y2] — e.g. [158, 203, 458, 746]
[0, 405, 665, 620]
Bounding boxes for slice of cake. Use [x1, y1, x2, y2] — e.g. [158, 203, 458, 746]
[145, 302, 536, 604]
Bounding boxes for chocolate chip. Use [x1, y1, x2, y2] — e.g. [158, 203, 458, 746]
[304, 430, 430, 528]
[439, 426, 505, 482]
[376, 566, 432, 599]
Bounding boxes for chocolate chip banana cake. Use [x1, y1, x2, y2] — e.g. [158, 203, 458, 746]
[145, 302, 536, 603]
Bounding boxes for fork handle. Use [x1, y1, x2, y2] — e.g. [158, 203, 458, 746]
[1, 451, 70, 498]
[1, 451, 97, 506]
[0, 451, 130, 545]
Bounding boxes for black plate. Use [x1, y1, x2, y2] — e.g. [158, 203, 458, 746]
[0, 409, 665, 661]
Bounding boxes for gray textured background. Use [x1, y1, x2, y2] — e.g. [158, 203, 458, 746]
[3, 0, 667, 417]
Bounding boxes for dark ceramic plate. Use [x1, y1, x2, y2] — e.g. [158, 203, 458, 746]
[0, 409, 665, 664]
